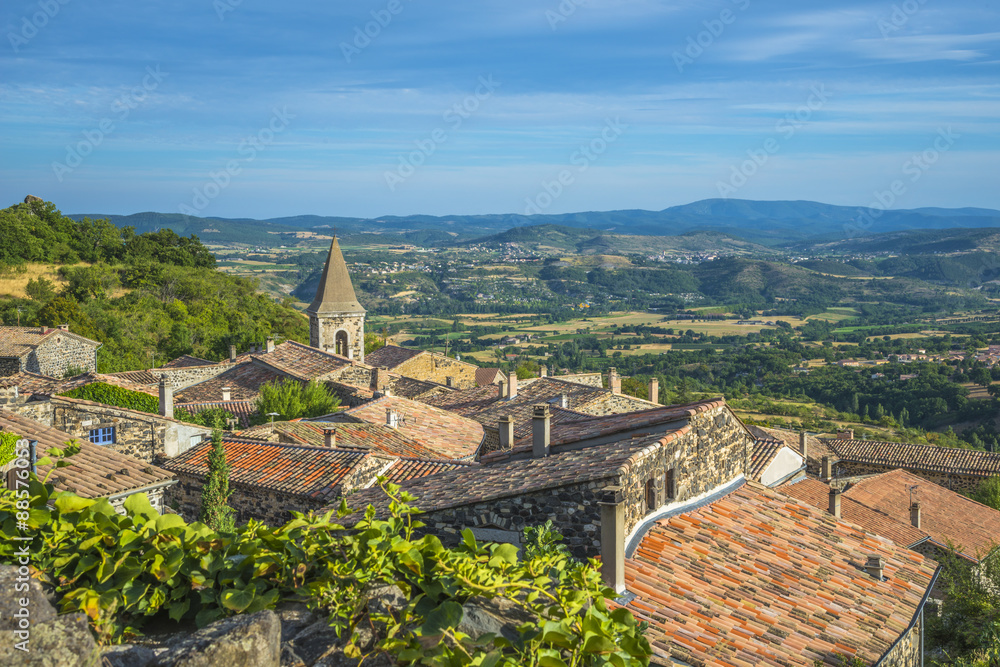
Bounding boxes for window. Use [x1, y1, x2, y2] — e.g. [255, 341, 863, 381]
[645, 478, 657, 513]
[89, 427, 115, 446]
[335, 330, 349, 356]
[664, 469, 676, 501]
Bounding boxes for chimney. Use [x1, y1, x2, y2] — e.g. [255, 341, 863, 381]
[599, 485, 626, 594]
[828, 488, 842, 518]
[559, 393, 568, 409]
[648, 378, 659, 404]
[446, 376, 454, 388]
[608, 368, 621, 395]
[540, 365, 548, 378]
[910, 502, 921, 529]
[386, 408, 399, 429]
[158, 378, 174, 419]
[865, 555, 885, 581]
[57, 323, 69, 332]
[374, 366, 390, 392]
[221, 387, 231, 402]
[266, 336, 275, 353]
[799, 430, 808, 458]
[229, 345, 237, 362]
[323, 428, 337, 448]
[821, 456, 833, 481]
[498, 379, 507, 399]
[532, 404, 550, 458]
[498, 415, 514, 450]
[507, 374, 518, 400]
[837, 429, 854, 440]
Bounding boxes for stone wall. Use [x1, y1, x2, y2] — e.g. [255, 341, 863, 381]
[168, 472, 328, 526]
[877, 610, 922, 667]
[830, 460, 984, 493]
[152, 363, 233, 390]
[109, 486, 168, 515]
[0, 358, 20, 377]
[47, 399, 210, 461]
[394, 354, 478, 389]
[579, 393, 656, 417]
[331, 364, 374, 388]
[311, 313, 365, 362]
[6, 399, 55, 425]
[29, 334, 97, 377]
[555, 373, 603, 388]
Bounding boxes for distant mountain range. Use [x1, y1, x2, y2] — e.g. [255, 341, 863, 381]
[68, 199, 1000, 247]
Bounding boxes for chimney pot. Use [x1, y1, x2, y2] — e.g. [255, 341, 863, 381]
[323, 428, 336, 448]
[498, 415, 514, 450]
[828, 488, 842, 518]
[266, 337, 275, 354]
[532, 404, 550, 458]
[821, 456, 834, 481]
[540, 365, 548, 378]
[649, 377, 659, 404]
[865, 555, 885, 581]
[221, 386, 231, 402]
[910, 502, 921, 529]
[229, 345, 237, 362]
[608, 368, 621, 394]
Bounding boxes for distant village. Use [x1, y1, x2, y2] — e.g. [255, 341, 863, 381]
[4, 238, 1000, 665]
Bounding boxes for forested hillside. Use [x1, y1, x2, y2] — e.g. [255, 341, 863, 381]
[0, 198, 307, 372]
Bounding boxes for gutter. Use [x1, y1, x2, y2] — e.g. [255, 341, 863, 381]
[106, 478, 178, 503]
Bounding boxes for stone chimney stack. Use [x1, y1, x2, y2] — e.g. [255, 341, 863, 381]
[507, 374, 518, 401]
[865, 555, 885, 581]
[229, 345, 237, 363]
[158, 378, 174, 420]
[799, 430, 808, 459]
[446, 376, 454, 388]
[540, 365, 548, 378]
[386, 408, 400, 429]
[649, 378, 659, 404]
[608, 368, 621, 395]
[532, 405, 550, 459]
[57, 323, 69, 332]
[266, 337, 275, 354]
[498, 379, 507, 400]
[821, 456, 834, 481]
[221, 387, 231, 402]
[837, 429, 855, 440]
[910, 502, 921, 529]
[498, 415, 514, 450]
[828, 488, 842, 518]
[599, 485, 626, 594]
[559, 393, 568, 409]
[323, 428, 336, 448]
[374, 367, 390, 393]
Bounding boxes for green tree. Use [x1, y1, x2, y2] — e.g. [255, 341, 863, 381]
[969, 477, 1000, 512]
[199, 430, 235, 533]
[24, 277, 56, 303]
[254, 379, 340, 422]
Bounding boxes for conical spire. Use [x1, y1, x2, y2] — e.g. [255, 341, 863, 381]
[306, 237, 365, 315]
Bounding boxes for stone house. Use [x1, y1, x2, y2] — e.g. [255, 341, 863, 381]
[0, 410, 176, 514]
[365, 345, 480, 389]
[0, 325, 100, 378]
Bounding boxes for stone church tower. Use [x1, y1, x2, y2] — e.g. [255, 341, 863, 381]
[307, 237, 366, 361]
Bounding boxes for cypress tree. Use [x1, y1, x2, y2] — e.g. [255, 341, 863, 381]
[199, 429, 235, 533]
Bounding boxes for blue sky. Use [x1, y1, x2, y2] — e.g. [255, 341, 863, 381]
[2, 0, 998, 219]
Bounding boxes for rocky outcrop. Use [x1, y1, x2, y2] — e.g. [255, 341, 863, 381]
[151, 610, 281, 667]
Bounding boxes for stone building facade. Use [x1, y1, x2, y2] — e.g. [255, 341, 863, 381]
[306, 238, 366, 362]
[0, 326, 100, 378]
[382, 352, 479, 389]
[168, 471, 331, 525]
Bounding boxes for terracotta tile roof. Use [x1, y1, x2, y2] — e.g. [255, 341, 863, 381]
[821, 437, 1000, 478]
[49, 396, 205, 428]
[781, 478, 928, 548]
[0, 410, 175, 499]
[103, 370, 161, 387]
[175, 400, 258, 428]
[174, 362, 289, 403]
[161, 437, 377, 501]
[339, 430, 672, 521]
[161, 355, 217, 369]
[844, 468, 1000, 561]
[364, 345, 425, 369]
[340, 395, 485, 460]
[380, 457, 474, 484]
[0, 371, 68, 395]
[474, 367, 505, 387]
[748, 437, 785, 483]
[385, 375, 446, 400]
[0, 326, 100, 358]
[238, 420, 442, 459]
[748, 426, 833, 466]
[254, 341, 350, 380]
[625, 483, 938, 667]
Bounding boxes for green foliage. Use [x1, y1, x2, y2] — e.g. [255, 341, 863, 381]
[515, 359, 541, 380]
[198, 431, 235, 533]
[61, 263, 122, 300]
[25, 277, 56, 303]
[927, 543, 1000, 661]
[174, 406, 238, 430]
[0, 459, 652, 665]
[522, 519, 570, 560]
[253, 379, 340, 422]
[0, 431, 19, 466]
[969, 477, 1000, 512]
[60, 382, 160, 414]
